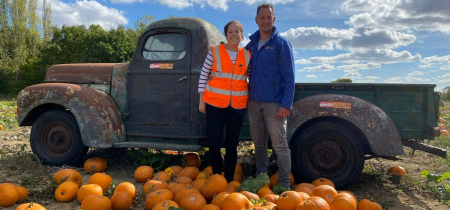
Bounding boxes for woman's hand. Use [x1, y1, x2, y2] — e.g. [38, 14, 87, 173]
[199, 101, 206, 114]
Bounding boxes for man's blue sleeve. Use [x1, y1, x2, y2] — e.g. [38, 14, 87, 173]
[279, 39, 295, 110]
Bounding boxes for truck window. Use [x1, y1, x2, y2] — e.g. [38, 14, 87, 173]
[142, 33, 186, 61]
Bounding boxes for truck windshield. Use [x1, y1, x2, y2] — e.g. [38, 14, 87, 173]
[143, 33, 186, 61]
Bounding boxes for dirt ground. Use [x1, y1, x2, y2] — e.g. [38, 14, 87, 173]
[1, 126, 450, 210]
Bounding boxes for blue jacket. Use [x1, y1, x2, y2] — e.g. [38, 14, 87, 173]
[245, 26, 295, 109]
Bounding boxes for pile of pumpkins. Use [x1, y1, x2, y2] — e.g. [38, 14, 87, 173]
[0, 152, 390, 210]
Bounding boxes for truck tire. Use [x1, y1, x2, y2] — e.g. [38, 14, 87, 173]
[291, 121, 365, 189]
[30, 110, 88, 166]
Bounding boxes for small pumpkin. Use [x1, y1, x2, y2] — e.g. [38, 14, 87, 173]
[241, 191, 260, 201]
[226, 181, 241, 193]
[329, 193, 357, 210]
[145, 189, 174, 210]
[181, 152, 201, 168]
[178, 167, 200, 181]
[166, 165, 184, 176]
[170, 183, 190, 194]
[134, 166, 154, 183]
[234, 173, 243, 183]
[312, 185, 338, 205]
[277, 191, 303, 210]
[192, 179, 208, 191]
[153, 200, 179, 210]
[204, 166, 213, 176]
[235, 162, 243, 176]
[263, 194, 279, 204]
[297, 196, 330, 210]
[55, 181, 79, 202]
[111, 191, 132, 210]
[153, 171, 172, 182]
[15, 202, 46, 210]
[174, 186, 200, 204]
[357, 199, 382, 210]
[16, 186, 28, 203]
[387, 165, 407, 176]
[53, 169, 82, 187]
[180, 192, 207, 210]
[88, 173, 112, 192]
[210, 191, 229, 209]
[200, 174, 228, 200]
[176, 176, 193, 184]
[114, 182, 136, 200]
[143, 179, 169, 195]
[0, 125, 3, 130]
[294, 183, 316, 196]
[255, 201, 277, 210]
[80, 195, 111, 210]
[0, 183, 20, 207]
[196, 171, 210, 180]
[257, 185, 274, 198]
[312, 178, 335, 188]
[201, 204, 221, 210]
[222, 192, 253, 210]
[84, 157, 107, 173]
[269, 171, 295, 188]
[77, 184, 103, 204]
[339, 190, 357, 204]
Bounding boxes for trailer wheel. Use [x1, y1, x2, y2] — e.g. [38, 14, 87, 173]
[291, 121, 365, 189]
[30, 110, 88, 166]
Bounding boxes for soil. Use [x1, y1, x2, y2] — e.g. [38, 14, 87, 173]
[1, 126, 450, 210]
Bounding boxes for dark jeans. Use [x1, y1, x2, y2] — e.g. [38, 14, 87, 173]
[206, 103, 246, 182]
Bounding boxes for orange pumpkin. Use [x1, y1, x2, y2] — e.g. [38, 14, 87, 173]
[294, 183, 316, 196]
[88, 173, 112, 192]
[84, 157, 107, 173]
[153, 171, 172, 182]
[180, 192, 207, 210]
[77, 184, 103, 204]
[330, 193, 356, 210]
[196, 171, 211, 180]
[153, 200, 179, 210]
[166, 166, 184, 176]
[178, 167, 200, 181]
[55, 181, 79, 202]
[0, 183, 20, 207]
[357, 199, 382, 210]
[182, 153, 202, 168]
[210, 191, 229, 209]
[15, 202, 46, 210]
[441, 130, 449, 136]
[222, 192, 253, 210]
[235, 163, 243, 176]
[312, 185, 337, 205]
[170, 183, 190, 194]
[233, 173, 243, 183]
[277, 191, 303, 210]
[312, 178, 335, 188]
[241, 191, 260, 201]
[16, 186, 28, 203]
[263, 194, 279, 204]
[297, 191, 310, 201]
[176, 176, 193, 184]
[200, 174, 228, 200]
[201, 204, 221, 210]
[297, 196, 330, 210]
[255, 201, 277, 210]
[80, 195, 111, 210]
[339, 191, 357, 204]
[111, 191, 132, 210]
[53, 169, 82, 187]
[134, 166, 154, 183]
[204, 166, 213, 176]
[192, 179, 208, 191]
[226, 181, 241, 193]
[387, 165, 407, 176]
[257, 185, 274, 198]
[145, 189, 174, 210]
[0, 125, 3, 131]
[114, 182, 136, 200]
[269, 171, 295, 188]
[174, 186, 200, 204]
[143, 179, 169, 195]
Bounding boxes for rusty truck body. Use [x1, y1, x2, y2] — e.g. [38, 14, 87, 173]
[16, 17, 444, 188]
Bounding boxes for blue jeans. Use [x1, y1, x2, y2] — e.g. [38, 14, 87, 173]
[248, 101, 291, 189]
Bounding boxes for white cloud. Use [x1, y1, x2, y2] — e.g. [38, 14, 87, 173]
[40, 0, 128, 29]
[305, 74, 317, 78]
[442, 73, 450, 78]
[158, 0, 193, 9]
[342, 70, 362, 78]
[281, 27, 416, 50]
[407, 71, 424, 77]
[111, 0, 144, 3]
[336, 62, 381, 70]
[299, 64, 334, 72]
[384, 77, 409, 83]
[404, 77, 430, 82]
[419, 54, 450, 69]
[343, 0, 450, 33]
[296, 49, 421, 64]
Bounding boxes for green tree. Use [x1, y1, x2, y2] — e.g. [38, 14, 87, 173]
[442, 86, 450, 101]
[331, 78, 353, 83]
[41, 0, 52, 42]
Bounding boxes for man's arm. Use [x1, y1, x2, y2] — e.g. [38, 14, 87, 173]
[278, 38, 295, 111]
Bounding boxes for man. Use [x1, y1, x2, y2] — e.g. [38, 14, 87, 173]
[245, 3, 295, 189]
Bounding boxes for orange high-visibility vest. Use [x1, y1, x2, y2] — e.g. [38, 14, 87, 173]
[203, 44, 251, 109]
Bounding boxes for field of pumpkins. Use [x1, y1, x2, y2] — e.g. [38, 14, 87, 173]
[0, 152, 385, 210]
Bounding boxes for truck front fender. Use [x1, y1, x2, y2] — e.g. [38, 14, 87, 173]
[288, 94, 403, 156]
[17, 83, 125, 148]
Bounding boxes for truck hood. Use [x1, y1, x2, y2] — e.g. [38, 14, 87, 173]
[45, 63, 118, 84]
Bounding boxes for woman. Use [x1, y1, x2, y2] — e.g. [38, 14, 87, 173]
[197, 20, 251, 182]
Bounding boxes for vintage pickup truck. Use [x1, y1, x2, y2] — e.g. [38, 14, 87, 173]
[17, 17, 444, 188]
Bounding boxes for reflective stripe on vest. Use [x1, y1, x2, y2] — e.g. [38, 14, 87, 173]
[206, 85, 248, 97]
[211, 71, 247, 80]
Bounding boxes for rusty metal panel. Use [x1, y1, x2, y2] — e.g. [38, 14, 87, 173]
[45, 63, 116, 84]
[17, 83, 126, 147]
[111, 63, 129, 115]
[288, 94, 403, 156]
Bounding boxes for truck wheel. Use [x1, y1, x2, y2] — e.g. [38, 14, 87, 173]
[30, 110, 88, 166]
[291, 121, 365, 189]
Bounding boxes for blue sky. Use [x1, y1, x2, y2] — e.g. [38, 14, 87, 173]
[39, 0, 450, 91]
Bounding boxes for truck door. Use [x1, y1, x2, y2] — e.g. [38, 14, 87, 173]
[126, 29, 191, 138]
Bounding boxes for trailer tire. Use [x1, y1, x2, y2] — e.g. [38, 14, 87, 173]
[30, 110, 88, 166]
[291, 121, 365, 189]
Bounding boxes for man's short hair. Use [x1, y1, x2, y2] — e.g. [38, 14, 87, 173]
[257, 3, 274, 16]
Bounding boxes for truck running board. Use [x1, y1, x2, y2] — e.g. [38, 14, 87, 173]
[113, 141, 203, 152]
[402, 139, 447, 158]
